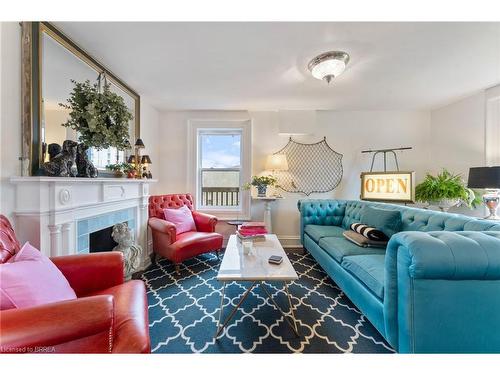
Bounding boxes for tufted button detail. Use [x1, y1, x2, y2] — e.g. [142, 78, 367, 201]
[148, 193, 194, 219]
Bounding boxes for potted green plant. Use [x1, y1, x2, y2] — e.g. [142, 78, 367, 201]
[106, 163, 127, 178]
[415, 169, 481, 211]
[243, 175, 278, 197]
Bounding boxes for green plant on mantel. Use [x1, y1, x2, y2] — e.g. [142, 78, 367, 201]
[415, 169, 481, 209]
[105, 162, 134, 178]
[59, 78, 133, 150]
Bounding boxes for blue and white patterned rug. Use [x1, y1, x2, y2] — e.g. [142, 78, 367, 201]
[141, 251, 394, 353]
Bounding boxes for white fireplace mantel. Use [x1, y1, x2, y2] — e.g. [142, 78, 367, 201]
[10, 176, 156, 269]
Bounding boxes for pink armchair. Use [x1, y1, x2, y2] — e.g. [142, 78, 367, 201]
[148, 194, 223, 274]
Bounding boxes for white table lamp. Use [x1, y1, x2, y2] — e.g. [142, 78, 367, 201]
[265, 154, 288, 172]
[265, 154, 288, 198]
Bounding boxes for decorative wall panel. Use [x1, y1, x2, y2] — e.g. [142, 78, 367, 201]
[274, 137, 343, 195]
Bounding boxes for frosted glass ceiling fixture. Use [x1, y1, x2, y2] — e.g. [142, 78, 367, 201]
[308, 51, 350, 84]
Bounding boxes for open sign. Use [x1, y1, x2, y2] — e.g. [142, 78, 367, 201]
[360, 171, 415, 203]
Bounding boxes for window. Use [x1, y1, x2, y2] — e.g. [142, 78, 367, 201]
[188, 120, 251, 219]
[89, 147, 125, 169]
[199, 130, 241, 208]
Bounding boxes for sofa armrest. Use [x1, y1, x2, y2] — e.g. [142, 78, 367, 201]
[51, 252, 124, 297]
[0, 295, 114, 353]
[148, 217, 176, 242]
[192, 211, 218, 232]
[384, 231, 500, 353]
[387, 231, 500, 280]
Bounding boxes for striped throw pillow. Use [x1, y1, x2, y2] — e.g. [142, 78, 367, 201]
[350, 223, 389, 242]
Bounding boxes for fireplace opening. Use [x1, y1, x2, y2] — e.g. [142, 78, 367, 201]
[89, 223, 126, 253]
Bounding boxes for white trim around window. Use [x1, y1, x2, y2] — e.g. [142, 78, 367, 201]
[187, 119, 252, 220]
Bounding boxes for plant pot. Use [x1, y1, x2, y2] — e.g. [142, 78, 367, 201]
[428, 199, 460, 212]
[257, 185, 267, 197]
[113, 170, 124, 178]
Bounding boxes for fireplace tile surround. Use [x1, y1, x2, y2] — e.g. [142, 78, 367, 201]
[10, 176, 156, 270]
[77, 207, 135, 253]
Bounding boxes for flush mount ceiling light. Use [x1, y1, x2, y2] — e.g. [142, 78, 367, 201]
[308, 51, 350, 84]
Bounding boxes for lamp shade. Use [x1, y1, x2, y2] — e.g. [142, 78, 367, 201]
[265, 154, 288, 171]
[468, 166, 500, 189]
[134, 138, 145, 148]
[127, 155, 136, 164]
[141, 155, 152, 164]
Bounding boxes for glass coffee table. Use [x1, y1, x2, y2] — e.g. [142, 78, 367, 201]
[215, 234, 299, 338]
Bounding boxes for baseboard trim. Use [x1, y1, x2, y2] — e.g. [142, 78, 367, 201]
[277, 235, 302, 248]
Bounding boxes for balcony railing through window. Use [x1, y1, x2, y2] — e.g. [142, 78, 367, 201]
[201, 187, 240, 207]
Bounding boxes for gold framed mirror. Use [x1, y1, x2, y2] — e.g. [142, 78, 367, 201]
[21, 22, 140, 176]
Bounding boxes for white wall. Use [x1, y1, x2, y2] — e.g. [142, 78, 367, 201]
[139, 97, 161, 194]
[0, 22, 161, 228]
[0, 22, 22, 224]
[430, 92, 486, 177]
[157, 109, 431, 245]
[430, 92, 487, 217]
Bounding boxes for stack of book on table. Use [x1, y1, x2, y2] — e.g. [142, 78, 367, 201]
[237, 222, 268, 241]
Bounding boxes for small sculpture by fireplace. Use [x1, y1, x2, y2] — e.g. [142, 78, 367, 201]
[88, 221, 142, 280]
[111, 223, 142, 280]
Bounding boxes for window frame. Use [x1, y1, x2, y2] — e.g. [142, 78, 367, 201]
[188, 119, 252, 220]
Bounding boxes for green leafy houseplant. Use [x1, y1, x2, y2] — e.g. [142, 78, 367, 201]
[105, 162, 133, 178]
[415, 169, 481, 210]
[243, 175, 278, 197]
[243, 175, 278, 189]
[59, 79, 133, 150]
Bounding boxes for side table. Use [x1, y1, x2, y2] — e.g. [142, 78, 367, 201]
[251, 196, 283, 233]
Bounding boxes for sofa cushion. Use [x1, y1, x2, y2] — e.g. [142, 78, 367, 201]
[318, 236, 386, 263]
[360, 205, 402, 238]
[304, 225, 345, 243]
[341, 254, 386, 300]
[343, 230, 388, 248]
[163, 205, 196, 234]
[0, 242, 77, 310]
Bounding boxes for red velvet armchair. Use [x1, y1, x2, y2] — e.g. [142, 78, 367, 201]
[0, 215, 151, 353]
[148, 194, 223, 274]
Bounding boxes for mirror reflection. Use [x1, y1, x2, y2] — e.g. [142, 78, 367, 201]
[40, 28, 136, 170]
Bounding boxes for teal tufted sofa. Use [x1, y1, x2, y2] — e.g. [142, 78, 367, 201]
[298, 199, 500, 353]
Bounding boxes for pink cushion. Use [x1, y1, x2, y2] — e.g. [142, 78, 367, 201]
[0, 242, 77, 310]
[163, 205, 197, 234]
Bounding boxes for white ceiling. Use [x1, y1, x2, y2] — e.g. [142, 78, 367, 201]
[55, 22, 500, 111]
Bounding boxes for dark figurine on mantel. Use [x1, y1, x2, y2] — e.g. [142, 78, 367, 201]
[47, 143, 62, 161]
[42, 140, 78, 177]
[76, 143, 98, 178]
